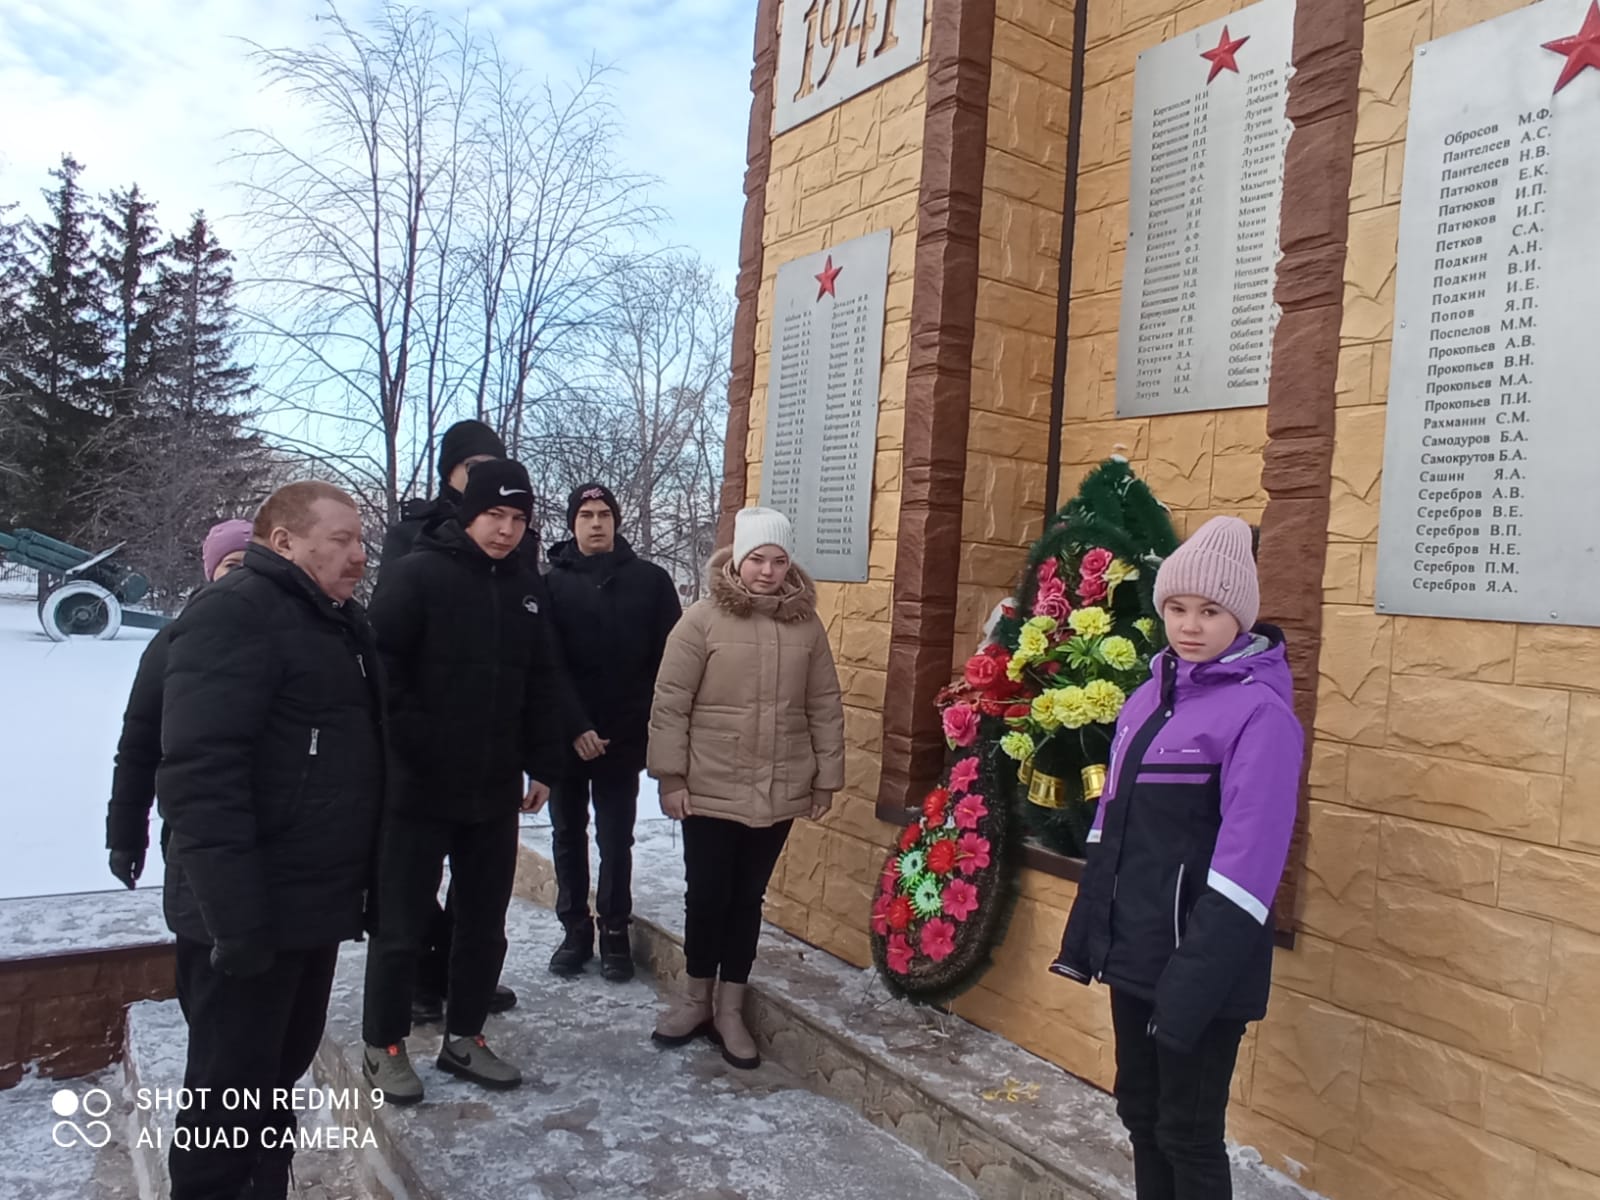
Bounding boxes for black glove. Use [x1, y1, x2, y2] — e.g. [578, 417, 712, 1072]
[209, 937, 275, 979]
[108, 848, 145, 890]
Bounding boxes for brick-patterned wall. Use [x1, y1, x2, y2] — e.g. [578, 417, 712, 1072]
[0, 945, 174, 1087]
[752, 9, 932, 965]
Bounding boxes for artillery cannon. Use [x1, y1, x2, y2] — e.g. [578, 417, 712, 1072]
[0, 527, 172, 642]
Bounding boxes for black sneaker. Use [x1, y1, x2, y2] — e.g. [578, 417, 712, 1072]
[548, 923, 594, 976]
[599, 926, 634, 982]
[488, 983, 518, 1013]
[411, 991, 444, 1025]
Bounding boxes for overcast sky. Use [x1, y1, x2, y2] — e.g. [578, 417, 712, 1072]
[0, 0, 753, 280]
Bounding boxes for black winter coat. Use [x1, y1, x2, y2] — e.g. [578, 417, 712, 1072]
[156, 544, 384, 949]
[368, 521, 567, 822]
[544, 537, 681, 772]
[107, 624, 171, 853]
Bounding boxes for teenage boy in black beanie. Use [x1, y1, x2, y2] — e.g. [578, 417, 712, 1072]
[544, 481, 682, 980]
[380, 420, 507, 575]
[362, 460, 564, 1102]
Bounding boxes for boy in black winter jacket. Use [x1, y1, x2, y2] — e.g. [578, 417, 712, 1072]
[543, 482, 681, 980]
[361, 460, 565, 1103]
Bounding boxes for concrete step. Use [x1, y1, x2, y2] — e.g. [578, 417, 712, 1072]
[515, 816, 1321, 1200]
[314, 898, 980, 1200]
[122, 999, 383, 1200]
[0, 1064, 141, 1200]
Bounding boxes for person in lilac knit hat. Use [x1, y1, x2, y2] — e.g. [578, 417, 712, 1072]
[1051, 516, 1302, 1200]
[106, 519, 256, 891]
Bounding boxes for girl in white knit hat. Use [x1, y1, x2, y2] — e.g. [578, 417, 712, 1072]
[645, 507, 846, 1068]
[1051, 515, 1303, 1199]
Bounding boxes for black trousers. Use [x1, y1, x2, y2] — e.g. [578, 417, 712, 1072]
[1110, 989, 1246, 1200]
[362, 810, 519, 1046]
[549, 757, 641, 931]
[169, 937, 340, 1200]
[681, 815, 791, 984]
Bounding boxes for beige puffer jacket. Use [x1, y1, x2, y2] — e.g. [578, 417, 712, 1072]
[647, 548, 845, 827]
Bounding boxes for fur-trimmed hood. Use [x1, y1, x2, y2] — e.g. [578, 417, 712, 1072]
[707, 546, 817, 623]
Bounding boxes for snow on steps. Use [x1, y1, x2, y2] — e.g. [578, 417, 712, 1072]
[311, 900, 979, 1200]
[515, 818, 1323, 1200]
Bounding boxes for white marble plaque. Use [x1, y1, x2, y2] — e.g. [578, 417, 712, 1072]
[1376, 0, 1600, 626]
[760, 229, 890, 583]
[1115, 0, 1296, 417]
[774, 0, 927, 134]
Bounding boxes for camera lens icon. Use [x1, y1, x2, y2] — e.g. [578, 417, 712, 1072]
[51, 1088, 112, 1148]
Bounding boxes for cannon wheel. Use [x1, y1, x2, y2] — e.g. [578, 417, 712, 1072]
[41, 580, 123, 642]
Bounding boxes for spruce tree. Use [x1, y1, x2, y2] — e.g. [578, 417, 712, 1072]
[98, 185, 165, 412]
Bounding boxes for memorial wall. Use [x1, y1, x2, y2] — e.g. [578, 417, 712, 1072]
[725, 2, 1600, 1197]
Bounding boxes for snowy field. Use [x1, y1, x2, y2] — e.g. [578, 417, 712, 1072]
[0, 567, 661, 903]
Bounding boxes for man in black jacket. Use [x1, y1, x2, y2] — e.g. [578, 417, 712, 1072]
[157, 483, 382, 1200]
[361, 460, 564, 1103]
[107, 519, 252, 889]
[545, 482, 681, 980]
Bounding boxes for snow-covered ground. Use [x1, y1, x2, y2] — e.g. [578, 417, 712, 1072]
[0, 571, 161, 901]
[0, 566, 661, 902]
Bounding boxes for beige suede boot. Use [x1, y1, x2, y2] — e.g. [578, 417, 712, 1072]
[651, 975, 715, 1047]
[711, 980, 761, 1070]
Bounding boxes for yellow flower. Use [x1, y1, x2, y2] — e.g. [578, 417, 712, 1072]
[1018, 626, 1050, 659]
[1068, 607, 1112, 638]
[1106, 559, 1140, 592]
[1050, 687, 1096, 730]
[1024, 615, 1059, 635]
[1006, 655, 1027, 682]
[1083, 679, 1127, 724]
[1134, 617, 1156, 642]
[1000, 731, 1036, 761]
[1101, 636, 1137, 671]
[1030, 692, 1062, 731]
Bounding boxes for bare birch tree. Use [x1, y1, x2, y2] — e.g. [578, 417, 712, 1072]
[234, 2, 654, 525]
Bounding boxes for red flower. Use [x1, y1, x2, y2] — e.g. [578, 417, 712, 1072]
[1005, 703, 1032, 719]
[1081, 547, 1114, 578]
[926, 838, 958, 876]
[955, 792, 988, 831]
[887, 895, 914, 932]
[879, 857, 899, 893]
[964, 651, 1002, 690]
[942, 878, 980, 922]
[922, 788, 950, 825]
[871, 892, 893, 935]
[919, 918, 957, 962]
[948, 756, 980, 796]
[957, 832, 992, 876]
[886, 933, 914, 974]
[1042, 661, 1062, 676]
[898, 824, 921, 852]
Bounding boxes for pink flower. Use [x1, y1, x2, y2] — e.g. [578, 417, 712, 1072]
[942, 878, 980, 922]
[955, 792, 989, 831]
[948, 756, 980, 796]
[1081, 548, 1114, 578]
[871, 892, 893, 936]
[886, 933, 915, 974]
[1034, 591, 1073, 621]
[919, 919, 957, 962]
[1037, 558, 1059, 585]
[957, 832, 992, 875]
[942, 703, 980, 748]
[880, 857, 900, 892]
[1078, 573, 1108, 605]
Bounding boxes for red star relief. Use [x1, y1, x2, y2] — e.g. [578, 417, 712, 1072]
[814, 255, 843, 300]
[1543, 0, 1600, 94]
[1201, 25, 1250, 84]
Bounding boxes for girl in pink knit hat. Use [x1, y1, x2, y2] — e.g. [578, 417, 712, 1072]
[1051, 515, 1303, 1200]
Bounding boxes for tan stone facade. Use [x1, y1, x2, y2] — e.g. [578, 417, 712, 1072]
[726, 1, 1600, 1197]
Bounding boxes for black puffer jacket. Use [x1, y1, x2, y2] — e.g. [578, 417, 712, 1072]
[369, 521, 567, 821]
[156, 544, 384, 949]
[107, 624, 171, 854]
[379, 489, 543, 584]
[545, 537, 682, 772]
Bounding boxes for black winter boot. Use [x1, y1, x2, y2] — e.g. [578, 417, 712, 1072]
[599, 925, 634, 982]
[488, 983, 518, 1013]
[548, 921, 594, 976]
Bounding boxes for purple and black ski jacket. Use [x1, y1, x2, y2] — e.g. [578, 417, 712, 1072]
[1051, 626, 1304, 1053]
